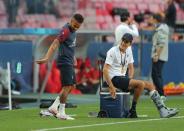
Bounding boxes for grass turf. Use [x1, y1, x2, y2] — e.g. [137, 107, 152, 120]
[0, 96, 184, 131]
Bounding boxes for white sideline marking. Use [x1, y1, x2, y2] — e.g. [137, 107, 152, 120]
[138, 114, 148, 117]
[33, 116, 184, 131]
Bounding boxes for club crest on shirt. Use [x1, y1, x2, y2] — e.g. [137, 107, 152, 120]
[69, 38, 76, 47]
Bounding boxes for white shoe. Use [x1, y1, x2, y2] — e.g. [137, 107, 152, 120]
[166, 107, 178, 111]
[40, 110, 54, 117]
[48, 107, 58, 116]
[160, 107, 179, 118]
[161, 96, 167, 102]
[56, 113, 75, 120]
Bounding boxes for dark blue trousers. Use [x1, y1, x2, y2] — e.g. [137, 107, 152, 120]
[151, 60, 165, 96]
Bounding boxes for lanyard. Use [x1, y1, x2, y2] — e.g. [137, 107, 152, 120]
[120, 50, 126, 68]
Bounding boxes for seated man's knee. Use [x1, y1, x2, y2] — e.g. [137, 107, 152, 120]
[134, 80, 145, 90]
[144, 81, 155, 91]
[139, 81, 145, 90]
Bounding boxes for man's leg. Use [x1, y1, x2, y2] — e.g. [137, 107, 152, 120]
[56, 86, 75, 120]
[128, 79, 145, 118]
[58, 86, 73, 115]
[48, 96, 60, 115]
[143, 81, 179, 118]
[151, 61, 165, 96]
[56, 65, 76, 120]
[144, 81, 165, 109]
[40, 95, 60, 116]
[43, 86, 73, 116]
[40, 65, 76, 119]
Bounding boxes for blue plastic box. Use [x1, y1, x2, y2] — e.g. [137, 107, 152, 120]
[100, 92, 130, 118]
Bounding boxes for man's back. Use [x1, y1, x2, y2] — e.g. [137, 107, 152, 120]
[115, 23, 139, 46]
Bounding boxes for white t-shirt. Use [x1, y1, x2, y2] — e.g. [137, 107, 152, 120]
[115, 23, 139, 46]
[105, 46, 134, 79]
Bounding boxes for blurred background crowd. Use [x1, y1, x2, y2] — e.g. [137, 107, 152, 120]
[0, 0, 184, 95]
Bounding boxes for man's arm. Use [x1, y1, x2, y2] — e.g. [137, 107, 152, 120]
[103, 63, 116, 99]
[129, 24, 139, 37]
[153, 29, 166, 62]
[36, 39, 60, 64]
[127, 47, 134, 78]
[128, 18, 139, 37]
[128, 63, 134, 79]
[36, 27, 70, 64]
[156, 46, 163, 57]
[153, 46, 163, 62]
[74, 56, 77, 66]
[115, 23, 139, 45]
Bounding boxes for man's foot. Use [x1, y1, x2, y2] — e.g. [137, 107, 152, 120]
[127, 109, 138, 118]
[166, 107, 178, 112]
[160, 107, 179, 118]
[161, 96, 167, 102]
[40, 109, 54, 117]
[48, 107, 58, 116]
[56, 113, 75, 120]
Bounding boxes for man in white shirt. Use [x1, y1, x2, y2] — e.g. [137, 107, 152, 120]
[103, 33, 178, 118]
[115, 10, 139, 46]
[114, 10, 139, 78]
[114, 10, 138, 110]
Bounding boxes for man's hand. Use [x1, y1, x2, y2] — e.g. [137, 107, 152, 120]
[109, 86, 116, 99]
[35, 58, 48, 64]
[74, 57, 77, 66]
[153, 55, 159, 62]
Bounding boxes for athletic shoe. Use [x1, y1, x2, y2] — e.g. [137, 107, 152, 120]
[166, 107, 179, 113]
[40, 109, 54, 117]
[56, 113, 75, 120]
[160, 106, 179, 118]
[48, 107, 58, 116]
[160, 96, 167, 102]
[127, 109, 138, 118]
[40, 107, 58, 117]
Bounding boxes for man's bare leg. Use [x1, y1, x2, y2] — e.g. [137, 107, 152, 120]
[128, 79, 145, 118]
[56, 86, 75, 120]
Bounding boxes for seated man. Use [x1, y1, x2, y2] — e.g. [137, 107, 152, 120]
[103, 33, 179, 118]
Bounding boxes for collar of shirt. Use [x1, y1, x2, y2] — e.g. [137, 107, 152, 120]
[67, 23, 75, 33]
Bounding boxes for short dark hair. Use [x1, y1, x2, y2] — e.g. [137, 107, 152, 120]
[122, 33, 133, 43]
[120, 10, 130, 22]
[73, 13, 84, 23]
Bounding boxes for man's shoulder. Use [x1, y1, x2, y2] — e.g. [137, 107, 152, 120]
[60, 23, 70, 31]
[108, 46, 118, 53]
[157, 24, 169, 34]
[115, 23, 128, 30]
[58, 25, 71, 37]
[126, 47, 132, 53]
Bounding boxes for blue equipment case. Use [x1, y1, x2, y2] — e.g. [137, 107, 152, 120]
[100, 92, 130, 118]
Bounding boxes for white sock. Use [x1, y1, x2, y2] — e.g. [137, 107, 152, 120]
[49, 96, 60, 110]
[59, 103, 66, 115]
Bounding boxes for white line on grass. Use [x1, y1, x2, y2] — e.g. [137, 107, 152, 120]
[33, 115, 184, 131]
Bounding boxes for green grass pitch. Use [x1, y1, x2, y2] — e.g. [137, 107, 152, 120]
[0, 96, 184, 131]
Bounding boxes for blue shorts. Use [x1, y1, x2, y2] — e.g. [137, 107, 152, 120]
[111, 76, 130, 92]
[59, 65, 76, 86]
